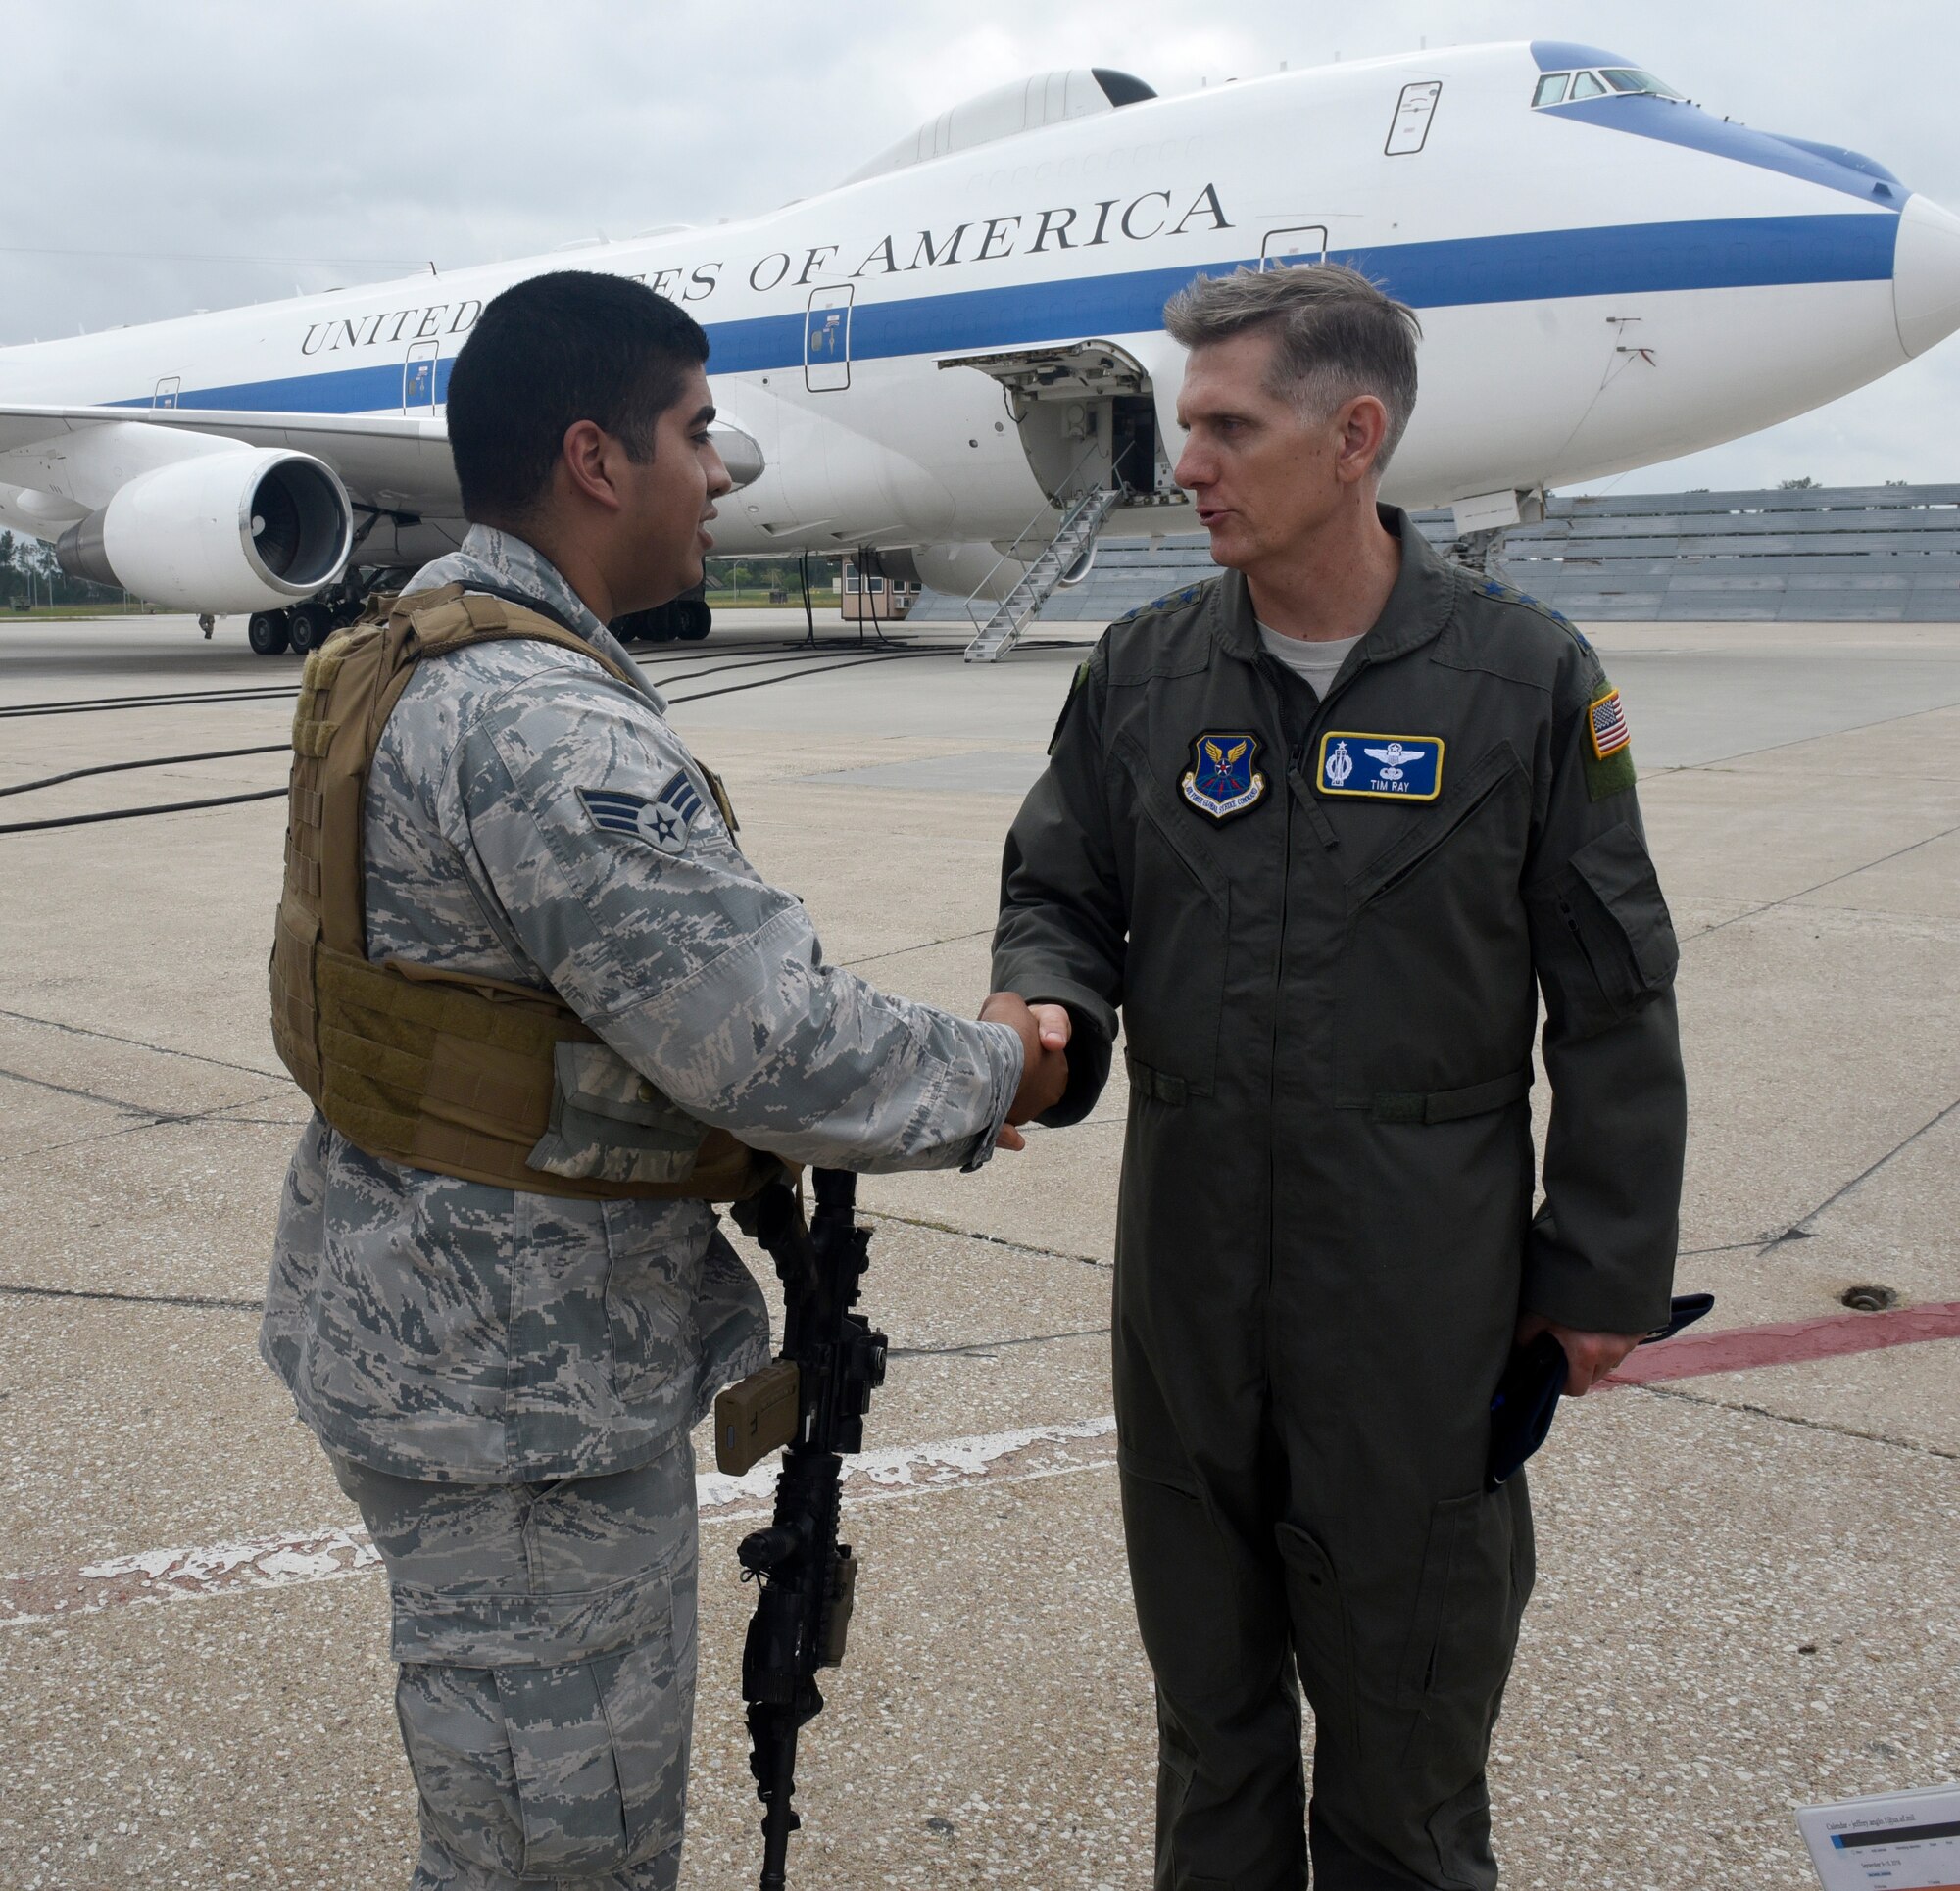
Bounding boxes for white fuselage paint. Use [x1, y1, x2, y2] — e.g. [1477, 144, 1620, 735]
[0, 42, 1945, 574]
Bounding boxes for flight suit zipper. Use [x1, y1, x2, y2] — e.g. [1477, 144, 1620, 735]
[1266, 649, 1369, 1293]
[1251, 658, 1297, 1299]
[1254, 642, 1372, 1296]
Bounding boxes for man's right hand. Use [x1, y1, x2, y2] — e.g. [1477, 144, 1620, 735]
[979, 993, 1072, 1149]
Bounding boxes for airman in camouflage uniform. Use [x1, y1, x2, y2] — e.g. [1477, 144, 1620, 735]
[263, 274, 1044, 1888]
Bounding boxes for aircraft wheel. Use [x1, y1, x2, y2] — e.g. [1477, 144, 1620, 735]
[676, 599, 711, 641]
[285, 603, 328, 656]
[612, 606, 676, 645]
[247, 610, 291, 656]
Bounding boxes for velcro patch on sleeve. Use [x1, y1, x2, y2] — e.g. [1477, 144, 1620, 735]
[1584, 747, 1638, 800]
[1583, 682, 1637, 800]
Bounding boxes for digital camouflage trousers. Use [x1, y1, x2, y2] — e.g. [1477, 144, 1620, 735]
[330, 1437, 697, 1889]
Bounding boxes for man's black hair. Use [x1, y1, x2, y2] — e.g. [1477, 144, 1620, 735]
[446, 270, 710, 520]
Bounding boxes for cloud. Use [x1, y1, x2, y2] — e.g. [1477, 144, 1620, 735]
[3, 0, 1955, 490]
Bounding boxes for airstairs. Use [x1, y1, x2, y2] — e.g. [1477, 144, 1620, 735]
[962, 485, 1119, 663]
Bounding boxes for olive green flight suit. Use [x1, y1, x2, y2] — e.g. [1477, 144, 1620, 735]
[992, 510, 1686, 1890]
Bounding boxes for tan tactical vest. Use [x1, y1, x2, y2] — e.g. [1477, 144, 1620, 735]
[268, 583, 777, 1201]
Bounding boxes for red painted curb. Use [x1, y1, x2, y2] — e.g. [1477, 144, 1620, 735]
[1605, 1299, 1960, 1386]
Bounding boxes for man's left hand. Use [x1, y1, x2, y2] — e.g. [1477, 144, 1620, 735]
[1514, 1312, 1642, 1395]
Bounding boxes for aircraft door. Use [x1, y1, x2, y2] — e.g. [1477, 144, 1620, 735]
[152, 377, 180, 410]
[404, 340, 439, 414]
[939, 341, 1170, 505]
[1260, 226, 1329, 268]
[1110, 397, 1158, 495]
[1386, 81, 1442, 155]
[805, 286, 854, 392]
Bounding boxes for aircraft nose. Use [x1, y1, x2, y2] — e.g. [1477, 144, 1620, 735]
[1894, 192, 1960, 357]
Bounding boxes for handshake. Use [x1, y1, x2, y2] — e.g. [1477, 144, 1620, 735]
[979, 993, 1073, 1152]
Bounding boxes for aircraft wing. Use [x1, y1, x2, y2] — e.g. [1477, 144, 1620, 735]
[0, 404, 762, 514]
[0, 403, 460, 513]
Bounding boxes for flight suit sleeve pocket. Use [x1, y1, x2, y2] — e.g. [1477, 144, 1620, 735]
[1530, 821, 1679, 1039]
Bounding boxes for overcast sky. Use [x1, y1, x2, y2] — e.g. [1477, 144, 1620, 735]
[6, 1, 1956, 494]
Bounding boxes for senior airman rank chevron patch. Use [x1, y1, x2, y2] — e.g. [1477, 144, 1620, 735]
[578, 771, 704, 857]
[1589, 688, 1632, 760]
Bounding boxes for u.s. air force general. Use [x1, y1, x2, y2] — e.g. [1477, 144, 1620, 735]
[992, 264, 1686, 1889]
[259, 270, 1068, 1889]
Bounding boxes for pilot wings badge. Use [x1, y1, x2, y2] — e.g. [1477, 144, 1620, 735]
[1181, 731, 1267, 822]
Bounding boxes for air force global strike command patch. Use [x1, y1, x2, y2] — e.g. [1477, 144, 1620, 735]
[1316, 732, 1445, 801]
[1181, 732, 1267, 822]
[577, 771, 706, 856]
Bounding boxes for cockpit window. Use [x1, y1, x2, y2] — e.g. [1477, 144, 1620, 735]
[1568, 71, 1607, 100]
[1601, 68, 1684, 98]
[1532, 73, 1570, 107]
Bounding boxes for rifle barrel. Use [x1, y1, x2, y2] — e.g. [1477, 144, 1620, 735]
[734, 1169, 882, 1890]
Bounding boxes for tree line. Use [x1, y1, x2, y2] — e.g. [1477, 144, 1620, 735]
[0, 530, 127, 609]
[707, 556, 840, 599]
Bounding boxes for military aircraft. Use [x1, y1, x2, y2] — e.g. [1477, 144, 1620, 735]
[1, 40, 1955, 655]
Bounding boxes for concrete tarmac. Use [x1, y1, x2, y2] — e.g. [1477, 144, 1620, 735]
[0, 607, 1954, 1889]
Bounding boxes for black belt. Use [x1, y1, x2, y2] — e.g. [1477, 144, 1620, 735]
[1124, 1054, 1530, 1122]
[1369, 1067, 1533, 1125]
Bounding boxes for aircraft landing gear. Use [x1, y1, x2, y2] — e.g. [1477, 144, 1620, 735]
[198, 612, 215, 640]
[612, 581, 711, 646]
[243, 565, 406, 657]
[247, 610, 292, 656]
[285, 602, 329, 656]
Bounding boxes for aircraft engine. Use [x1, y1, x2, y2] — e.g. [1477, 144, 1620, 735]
[708, 420, 765, 491]
[910, 542, 1032, 604]
[54, 448, 354, 614]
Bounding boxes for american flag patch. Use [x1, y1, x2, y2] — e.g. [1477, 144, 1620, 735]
[1589, 688, 1631, 760]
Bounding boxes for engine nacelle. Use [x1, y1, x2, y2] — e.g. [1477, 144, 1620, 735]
[911, 542, 1031, 604]
[708, 420, 765, 491]
[55, 449, 354, 614]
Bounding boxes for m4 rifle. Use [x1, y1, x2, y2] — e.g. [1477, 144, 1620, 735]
[717, 1169, 887, 1890]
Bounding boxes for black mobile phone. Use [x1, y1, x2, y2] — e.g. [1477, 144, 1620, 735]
[1641, 1291, 1715, 1345]
[1485, 1330, 1568, 1490]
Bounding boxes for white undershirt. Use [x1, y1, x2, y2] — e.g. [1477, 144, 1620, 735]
[1257, 623, 1365, 698]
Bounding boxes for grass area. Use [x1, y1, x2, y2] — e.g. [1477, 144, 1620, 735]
[710, 592, 840, 609]
[0, 605, 163, 621]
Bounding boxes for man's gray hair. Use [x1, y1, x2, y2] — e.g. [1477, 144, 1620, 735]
[1164, 263, 1423, 470]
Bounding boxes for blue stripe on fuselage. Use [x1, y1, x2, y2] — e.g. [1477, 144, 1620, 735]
[1543, 95, 1908, 205]
[1530, 40, 1634, 73]
[113, 213, 1899, 417]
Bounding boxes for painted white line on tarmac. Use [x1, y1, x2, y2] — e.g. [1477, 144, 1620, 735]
[0, 1415, 1118, 1628]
